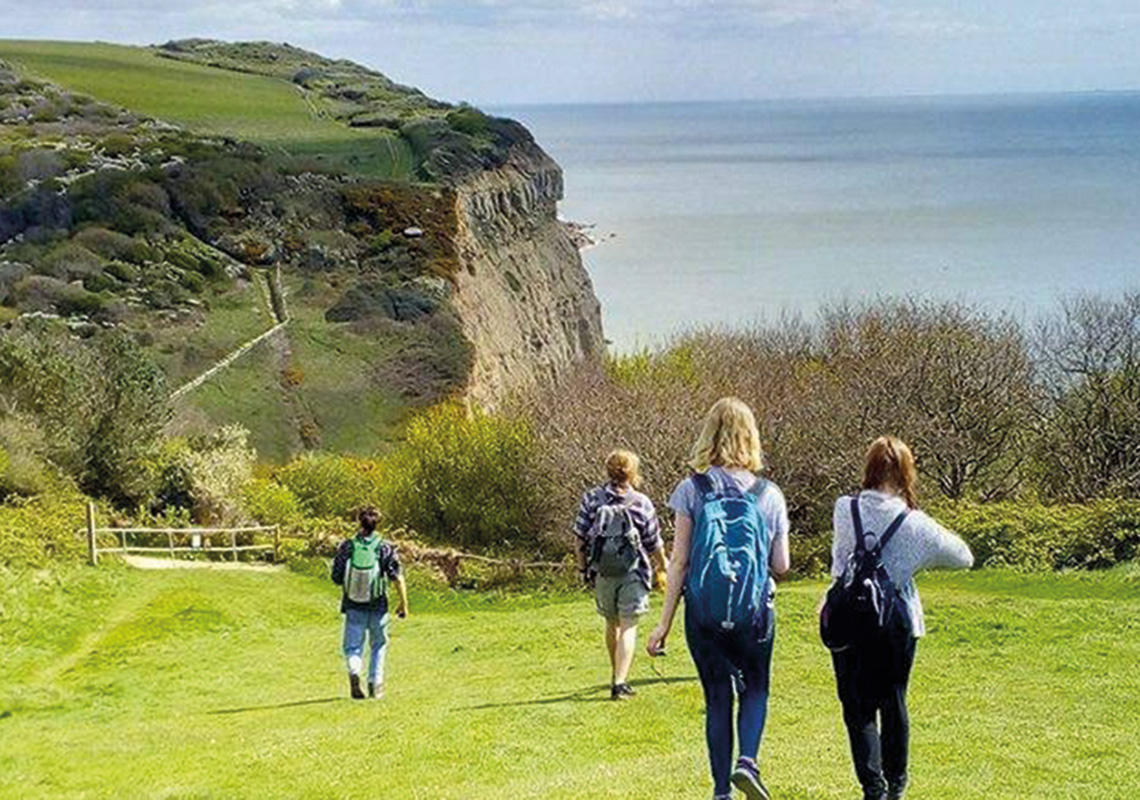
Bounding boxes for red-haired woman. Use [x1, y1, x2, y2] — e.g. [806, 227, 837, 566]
[830, 437, 973, 800]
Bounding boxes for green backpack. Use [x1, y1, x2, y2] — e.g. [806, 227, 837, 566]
[344, 536, 387, 604]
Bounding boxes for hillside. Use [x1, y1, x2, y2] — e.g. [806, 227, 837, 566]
[2, 565, 1137, 798]
[0, 39, 602, 461]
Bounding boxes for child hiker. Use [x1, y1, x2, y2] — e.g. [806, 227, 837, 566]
[574, 449, 668, 700]
[331, 507, 408, 700]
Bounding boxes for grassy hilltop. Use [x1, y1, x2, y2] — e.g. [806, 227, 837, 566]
[0, 39, 532, 462]
[2, 564, 1137, 799]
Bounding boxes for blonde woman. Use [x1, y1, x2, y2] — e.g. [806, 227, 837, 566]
[829, 437, 973, 800]
[647, 398, 790, 800]
[574, 449, 668, 700]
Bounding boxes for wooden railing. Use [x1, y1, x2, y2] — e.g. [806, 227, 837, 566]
[84, 502, 279, 566]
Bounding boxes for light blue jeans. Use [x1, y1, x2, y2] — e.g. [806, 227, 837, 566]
[343, 608, 390, 685]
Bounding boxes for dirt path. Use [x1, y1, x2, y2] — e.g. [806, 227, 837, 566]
[170, 268, 290, 400]
[122, 555, 284, 572]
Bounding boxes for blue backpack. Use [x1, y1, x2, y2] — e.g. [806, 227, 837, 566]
[684, 471, 771, 633]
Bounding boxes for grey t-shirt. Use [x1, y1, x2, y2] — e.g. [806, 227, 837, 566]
[831, 489, 974, 637]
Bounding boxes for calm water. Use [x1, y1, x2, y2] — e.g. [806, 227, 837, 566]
[497, 95, 1140, 349]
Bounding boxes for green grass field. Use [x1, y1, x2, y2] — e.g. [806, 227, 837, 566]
[1, 565, 1136, 799]
[0, 40, 416, 179]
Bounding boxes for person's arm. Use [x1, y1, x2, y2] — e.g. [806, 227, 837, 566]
[915, 513, 975, 571]
[830, 499, 847, 580]
[767, 486, 791, 577]
[649, 545, 669, 590]
[646, 512, 692, 655]
[641, 502, 669, 588]
[331, 541, 349, 585]
[573, 492, 594, 584]
[393, 574, 409, 618]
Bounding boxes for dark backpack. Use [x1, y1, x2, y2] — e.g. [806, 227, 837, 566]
[820, 494, 909, 652]
[684, 472, 770, 633]
[588, 494, 641, 579]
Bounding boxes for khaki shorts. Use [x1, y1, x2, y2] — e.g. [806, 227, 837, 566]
[594, 573, 650, 622]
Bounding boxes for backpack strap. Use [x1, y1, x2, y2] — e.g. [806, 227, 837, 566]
[747, 478, 769, 498]
[691, 471, 717, 500]
[850, 494, 866, 554]
[877, 510, 910, 553]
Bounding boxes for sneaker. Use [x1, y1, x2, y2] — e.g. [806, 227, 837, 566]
[886, 787, 905, 800]
[730, 758, 770, 800]
[610, 683, 636, 700]
[349, 673, 365, 700]
[369, 682, 385, 699]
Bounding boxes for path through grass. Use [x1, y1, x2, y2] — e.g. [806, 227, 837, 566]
[1, 566, 1136, 798]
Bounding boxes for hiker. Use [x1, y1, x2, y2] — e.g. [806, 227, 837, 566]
[331, 507, 408, 700]
[574, 449, 668, 700]
[824, 436, 973, 800]
[647, 397, 790, 800]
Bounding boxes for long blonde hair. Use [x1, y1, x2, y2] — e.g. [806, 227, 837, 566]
[688, 397, 764, 473]
[862, 436, 919, 509]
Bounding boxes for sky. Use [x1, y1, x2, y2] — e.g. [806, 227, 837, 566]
[1, 1, 1138, 105]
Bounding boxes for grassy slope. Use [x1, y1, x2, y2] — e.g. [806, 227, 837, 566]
[168, 277, 410, 463]
[0, 39, 414, 178]
[1, 566, 1136, 799]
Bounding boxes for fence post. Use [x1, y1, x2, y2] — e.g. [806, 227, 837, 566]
[273, 526, 280, 564]
[86, 501, 98, 566]
[231, 531, 238, 562]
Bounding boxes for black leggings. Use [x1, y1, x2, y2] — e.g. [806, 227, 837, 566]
[832, 633, 917, 800]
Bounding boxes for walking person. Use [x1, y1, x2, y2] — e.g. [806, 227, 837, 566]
[574, 449, 668, 700]
[647, 397, 791, 800]
[825, 436, 974, 800]
[331, 507, 408, 700]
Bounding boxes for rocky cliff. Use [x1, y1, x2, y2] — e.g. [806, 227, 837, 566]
[451, 145, 603, 406]
[0, 40, 604, 457]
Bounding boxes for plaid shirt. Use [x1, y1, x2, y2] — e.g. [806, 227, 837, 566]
[574, 483, 662, 586]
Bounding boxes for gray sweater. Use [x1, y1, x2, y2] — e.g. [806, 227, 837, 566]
[831, 489, 974, 637]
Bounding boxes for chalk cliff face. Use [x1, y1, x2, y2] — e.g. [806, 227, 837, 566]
[449, 144, 604, 407]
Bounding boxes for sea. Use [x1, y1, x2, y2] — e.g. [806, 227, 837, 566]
[496, 94, 1140, 350]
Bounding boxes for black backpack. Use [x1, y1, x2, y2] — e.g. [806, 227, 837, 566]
[820, 494, 909, 653]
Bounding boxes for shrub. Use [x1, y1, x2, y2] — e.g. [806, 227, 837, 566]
[241, 477, 306, 528]
[1035, 294, 1140, 500]
[0, 325, 169, 508]
[73, 228, 154, 264]
[934, 500, 1140, 571]
[382, 404, 545, 553]
[0, 488, 88, 568]
[274, 453, 383, 519]
[181, 427, 258, 523]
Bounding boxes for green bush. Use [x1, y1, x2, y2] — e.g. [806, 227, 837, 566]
[241, 477, 306, 528]
[933, 500, 1140, 571]
[274, 453, 383, 519]
[382, 404, 544, 553]
[0, 489, 89, 568]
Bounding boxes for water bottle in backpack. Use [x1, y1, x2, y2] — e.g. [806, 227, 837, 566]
[820, 494, 909, 652]
[344, 536, 386, 604]
[589, 497, 641, 579]
[684, 472, 771, 633]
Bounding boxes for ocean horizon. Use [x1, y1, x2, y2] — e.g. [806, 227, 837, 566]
[496, 92, 1140, 350]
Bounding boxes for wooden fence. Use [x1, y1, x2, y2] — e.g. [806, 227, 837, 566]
[84, 502, 280, 566]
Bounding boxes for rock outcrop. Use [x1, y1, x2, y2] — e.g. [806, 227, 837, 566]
[449, 144, 603, 407]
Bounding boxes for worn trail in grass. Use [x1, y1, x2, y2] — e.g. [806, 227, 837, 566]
[1, 566, 1136, 799]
